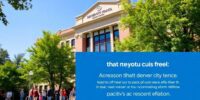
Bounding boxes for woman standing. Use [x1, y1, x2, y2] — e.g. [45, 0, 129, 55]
[61, 88, 67, 100]
[29, 88, 33, 100]
[39, 91, 42, 100]
[42, 89, 47, 100]
[32, 87, 39, 100]
[69, 88, 75, 100]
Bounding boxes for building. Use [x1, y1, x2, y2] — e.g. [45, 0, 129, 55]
[57, 0, 130, 52]
[34, 0, 131, 91]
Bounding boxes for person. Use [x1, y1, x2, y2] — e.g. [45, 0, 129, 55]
[59, 89, 62, 100]
[0, 89, 5, 100]
[29, 88, 33, 100]
[0, 90, 3, 100]
[54, 89, 60, 100]
[6, 90, 13, 100]
[69, 88, 75, 100]
[42, 89, 47, 100]
[32, 87, 39, 100]
[39, 91, 42, 100]
[61, 88, 67, 100]
[47, 86, 53, 100]
[66, 88, 71, 100]
[20, 89, 25, 100]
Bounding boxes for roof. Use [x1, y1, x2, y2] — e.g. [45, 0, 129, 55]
[57, 28, 75, 36]
[57, 0, 121, 36]
[76, 0, 120, 18]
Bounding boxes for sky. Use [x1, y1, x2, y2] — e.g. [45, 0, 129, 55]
[0, 0, 137, 59]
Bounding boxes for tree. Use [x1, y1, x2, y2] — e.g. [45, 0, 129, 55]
[117, 0, 200, 52]
[27, 31, 75, 90]
[19, 60, 49, 87]
[0, 0, 32, 25]
[0, 45, 10, 65]
[0, 46, 28, 99]
[0, 61, 26, 91]
[14, 53, 25, 68]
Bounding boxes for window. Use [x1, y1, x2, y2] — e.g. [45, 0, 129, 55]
[114, 31, 119, 40]
[100, 43, 105, 52]
[106, 32, 111, 52]
[106, 42, 111, 52]
[61, 42, 64, 47]
[94, 35, 99, 52]
[94, 31, 98, 36]
[66, 41, 69, 45]
[93, 28, 111, 52]
[113, 25, 119, 40]
[86, 34, 90, 52]
[100, 34, 105, 52]
[71, 39, 75, 47]
[95, 45, 99, 52]
[113, 25, 120, 51]
[100, 29, 104, 34]
[44, 85, 48, 90]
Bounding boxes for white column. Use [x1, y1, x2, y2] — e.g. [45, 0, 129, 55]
[90, 32, 94, 52]
[69, 39, 72, 47]
[109, 26, 114, 52]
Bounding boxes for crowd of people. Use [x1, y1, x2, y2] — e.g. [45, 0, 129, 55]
[28, 86, 75, 100]
[0, 86, 75, 100]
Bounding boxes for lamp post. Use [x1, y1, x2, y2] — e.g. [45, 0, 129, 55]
[29, 71, 34, 89]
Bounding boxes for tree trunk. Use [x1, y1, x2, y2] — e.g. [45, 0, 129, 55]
[59, 66, 63, 91]
[50, 72, 55, 91]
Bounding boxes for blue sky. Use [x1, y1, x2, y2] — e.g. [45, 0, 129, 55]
[0, 0, 137, 59]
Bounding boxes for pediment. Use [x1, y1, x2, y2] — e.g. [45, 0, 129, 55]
[76, 1, 121, 25]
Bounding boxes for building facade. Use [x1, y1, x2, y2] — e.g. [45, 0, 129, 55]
[35, 0, 131, 91]
[57, 0, 130, 52]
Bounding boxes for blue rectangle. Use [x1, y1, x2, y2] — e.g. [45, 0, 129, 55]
[76, 53, 200, 100]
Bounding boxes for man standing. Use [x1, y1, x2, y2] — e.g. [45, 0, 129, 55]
[20, 89, 25, 100]
[6, 90, 13, 100]
[42, 89, 47, 100]
[54, 89, 60, 100]
[47, 86, 53, 100]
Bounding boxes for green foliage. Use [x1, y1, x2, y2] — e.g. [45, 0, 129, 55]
[26, 31, 75, 90]
[0, 61, 27, 91]
[0, 46, 27, 91]
[0, 0, 32, 25]
[0, 46, 10, 65]
[117, 0, 200, 52]
[14, 53, 25, 68]
[19, 60, 49, 84]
